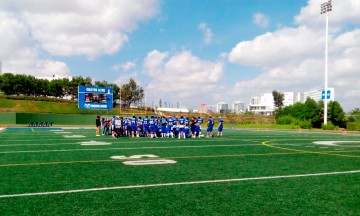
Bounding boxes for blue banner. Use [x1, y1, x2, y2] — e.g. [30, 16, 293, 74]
[78, 86, 113, 110]
[321, 89, 331, 100]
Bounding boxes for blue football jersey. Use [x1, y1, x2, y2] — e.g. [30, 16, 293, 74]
[219, 119, 224, 126]
[168, 118, 174, 126]
[178, 118, 185, 125]
[208, 118, 214, 127]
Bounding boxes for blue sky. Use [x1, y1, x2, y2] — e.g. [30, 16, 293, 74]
[1, 0, 359, 111]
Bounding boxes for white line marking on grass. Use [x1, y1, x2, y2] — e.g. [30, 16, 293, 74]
[2, 170, 360, 198]
[0, 144, 262, 154]
[64, 135, 86, 138]
[80, 141, 111, 146]
[50, 130, 64, 132]
[54, 132, 72, 134]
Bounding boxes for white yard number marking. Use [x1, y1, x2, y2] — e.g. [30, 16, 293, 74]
[313, 141, 360, 147]
[111, 155, 177, 166]
[123, 160, 177, 166]
[111, 154, 159, 160]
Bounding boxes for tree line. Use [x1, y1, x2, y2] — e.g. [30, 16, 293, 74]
[272, 90, 347, 129]
[0, 73, 143, 109]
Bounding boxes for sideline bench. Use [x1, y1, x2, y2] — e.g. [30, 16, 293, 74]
[28, 121, 53, 127]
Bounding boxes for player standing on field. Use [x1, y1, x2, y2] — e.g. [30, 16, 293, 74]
[96, 116, 101, 136]
[217, 117, 224, 136]
[206, 116, 214, 138]
[178, 116, 186, 139]
[131, 115, 139, 137]
[196, 116, 203, 137]
[167, 116, 174, 138]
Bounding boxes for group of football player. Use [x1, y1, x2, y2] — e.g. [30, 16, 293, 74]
[101, 115, 224, 139]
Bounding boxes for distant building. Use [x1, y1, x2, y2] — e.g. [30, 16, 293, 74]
[232, 101, 245, 113]
[199, 104, 208, 113]
[283, 92, 304, 107]
[304, 88, 335, 102]
[248, 93, 274, 115]
[207, 105, 217, 114]
[157, 107, 190, 113]
[35, 74, 73, 81]
[199, 104, 219, 114]
[217, 102, 228, 113]
[247, 88, 335, 115]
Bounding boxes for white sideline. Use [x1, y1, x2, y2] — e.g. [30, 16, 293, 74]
[2, 169, 360, 198]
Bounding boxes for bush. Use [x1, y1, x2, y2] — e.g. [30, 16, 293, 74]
[322, 122, 337, 130]
[299, 120, 312, 129]
[276, 115, 298, 125]
[346, 122, 360, 131]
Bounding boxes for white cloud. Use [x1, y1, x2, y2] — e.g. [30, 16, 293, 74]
[0, 11, 70, 76]
[228, 0, 360, 111]
[198, 22, 213, 45]
[115, 72, 139, 87]
[0, 0, 160, 59]
[253, 12, 269, 28]
[229, 26, 322, 67]
[295, 0, 360, 30]
[143, 49, 224, 107]
[112, 61, 136, 72]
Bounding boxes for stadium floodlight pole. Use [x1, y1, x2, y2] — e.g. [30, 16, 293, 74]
[321, 0, 332, 125]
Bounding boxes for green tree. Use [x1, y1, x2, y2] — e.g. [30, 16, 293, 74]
[349, 107, 360, 122]
[48, 79, 64, 97]
[272, 90, 284, 117]
[328, 101, 346, 127]
[120, 79, 144, 109]
[0, 73, 16, 95]
[33, 78, 50, 96]
[303, 97, 321, 128]
[95, 80, 120, 107]
[67, 76, 92, 100]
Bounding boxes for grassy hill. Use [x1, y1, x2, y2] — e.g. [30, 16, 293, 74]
[0, 97, 278, 127]
[0, 97, 146, 115]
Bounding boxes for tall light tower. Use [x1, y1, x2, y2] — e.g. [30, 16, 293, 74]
[321, 0, 332, 125]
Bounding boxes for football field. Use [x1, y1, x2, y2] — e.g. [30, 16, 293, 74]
[1, 128, 360, 215]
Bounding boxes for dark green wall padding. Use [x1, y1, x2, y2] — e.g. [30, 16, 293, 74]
[0, 113, 16, 124]
[0, 113, 105, 125]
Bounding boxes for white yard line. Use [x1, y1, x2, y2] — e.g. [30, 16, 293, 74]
[2, 169, 360, 198]
[0, 144, 262, 154]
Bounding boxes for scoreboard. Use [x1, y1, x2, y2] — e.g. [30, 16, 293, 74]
[78, 86, 113, 110]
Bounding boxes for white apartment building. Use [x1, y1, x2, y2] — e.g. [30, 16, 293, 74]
[283, 92, 304, 107]
[217, 102, 229, 113]
[248, 88, 335, 115]
[248, 93, 274, 115]
[232, 101, 245, 113]
[304, 88, 335, 102]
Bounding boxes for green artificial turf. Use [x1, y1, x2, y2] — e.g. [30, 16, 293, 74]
[1, 129, 360, 215]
